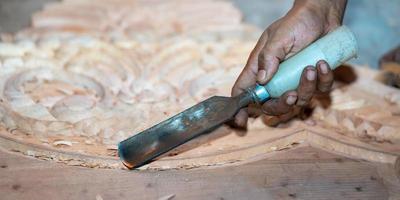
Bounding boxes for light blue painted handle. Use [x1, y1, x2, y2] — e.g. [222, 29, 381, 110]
[253, 26, 358, 103]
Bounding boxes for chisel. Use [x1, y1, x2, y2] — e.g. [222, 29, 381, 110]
[118, 25, 358, 169]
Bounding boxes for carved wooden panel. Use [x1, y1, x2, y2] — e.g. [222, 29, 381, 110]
[0, 0, 398, 182]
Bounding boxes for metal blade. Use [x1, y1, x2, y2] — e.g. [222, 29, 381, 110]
[118, 92, 253, 169]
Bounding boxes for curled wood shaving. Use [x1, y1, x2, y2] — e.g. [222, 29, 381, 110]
[53, 140, 72, 147]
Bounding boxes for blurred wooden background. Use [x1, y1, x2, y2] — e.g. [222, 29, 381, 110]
[0, 0, 399, 68]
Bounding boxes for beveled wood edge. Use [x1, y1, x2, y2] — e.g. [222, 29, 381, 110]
[0, 126, 398, 173]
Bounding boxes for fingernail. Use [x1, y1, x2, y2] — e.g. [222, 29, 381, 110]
[320, 62, 329, 74]
[257, 70, 267, 82]
[306, 69, 316, 81]
[286, 95, 297, 105]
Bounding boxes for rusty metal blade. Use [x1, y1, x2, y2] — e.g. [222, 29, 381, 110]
[118, 92, 253, 169]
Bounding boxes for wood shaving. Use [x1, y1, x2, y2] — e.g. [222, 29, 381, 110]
[66, 160, 84, 166]
[39, 138, 49, 143]
[84, 140, 94, 145]
[0, 21, 257, 148]
[95, 194, 103, 200]
[53, 140, 72, 147]
[26, 150, 36, 156]
[106, 145, 117, 150]
[158, 194, 175, 200]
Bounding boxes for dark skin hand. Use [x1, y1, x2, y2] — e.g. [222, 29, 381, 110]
[232, 0, 347, 128]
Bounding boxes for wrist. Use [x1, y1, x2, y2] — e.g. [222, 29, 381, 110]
[291, 0, 347, 30]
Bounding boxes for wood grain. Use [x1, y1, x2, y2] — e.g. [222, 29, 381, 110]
[1, 146, 398, 200]
[1, 0, 399, 171]
[1, 66, 399, 171]
[0, 0, 399, 198]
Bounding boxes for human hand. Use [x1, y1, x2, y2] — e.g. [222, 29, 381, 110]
[231, 0, 347, 128]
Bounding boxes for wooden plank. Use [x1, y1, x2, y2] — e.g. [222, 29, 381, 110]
[0, 146, 398, 200]
[0, 1, 399, 199]
[1, 0, 399, 171]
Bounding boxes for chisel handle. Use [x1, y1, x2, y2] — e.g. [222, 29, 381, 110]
[252, 25, 358, 103]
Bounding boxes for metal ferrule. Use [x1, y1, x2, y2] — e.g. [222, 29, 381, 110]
[251, 84, 271, 104]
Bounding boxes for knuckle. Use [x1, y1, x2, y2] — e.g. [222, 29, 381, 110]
[262, 104, 280, 116]
[298, 87, 314, 97]
[299, 79, 317, 93]
[321, 72, 334, 80]
[261, 104, 273, 115]
[318, 87, 329, 93]
[259, 50, 273, 61]
[297, 97, 310, 106]
[258, 52, 267, 68]
[318, 83, 333, 92]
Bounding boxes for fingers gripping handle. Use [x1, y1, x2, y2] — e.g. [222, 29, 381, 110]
[253, 26, 358, 103]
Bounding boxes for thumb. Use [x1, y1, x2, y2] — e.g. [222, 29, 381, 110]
[231, 30, 269, 97]
[257, 40, 287, 85]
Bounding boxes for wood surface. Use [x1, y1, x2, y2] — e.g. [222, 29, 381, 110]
[16, 0, 245, 40]
[0, 66, 399, 171]
[1, 146, 399, 200]
[0, 0, 399, 173]
[0, 0, 400, 199]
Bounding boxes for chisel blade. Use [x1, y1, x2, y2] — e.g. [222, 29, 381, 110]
[118, 92, 253, 169]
